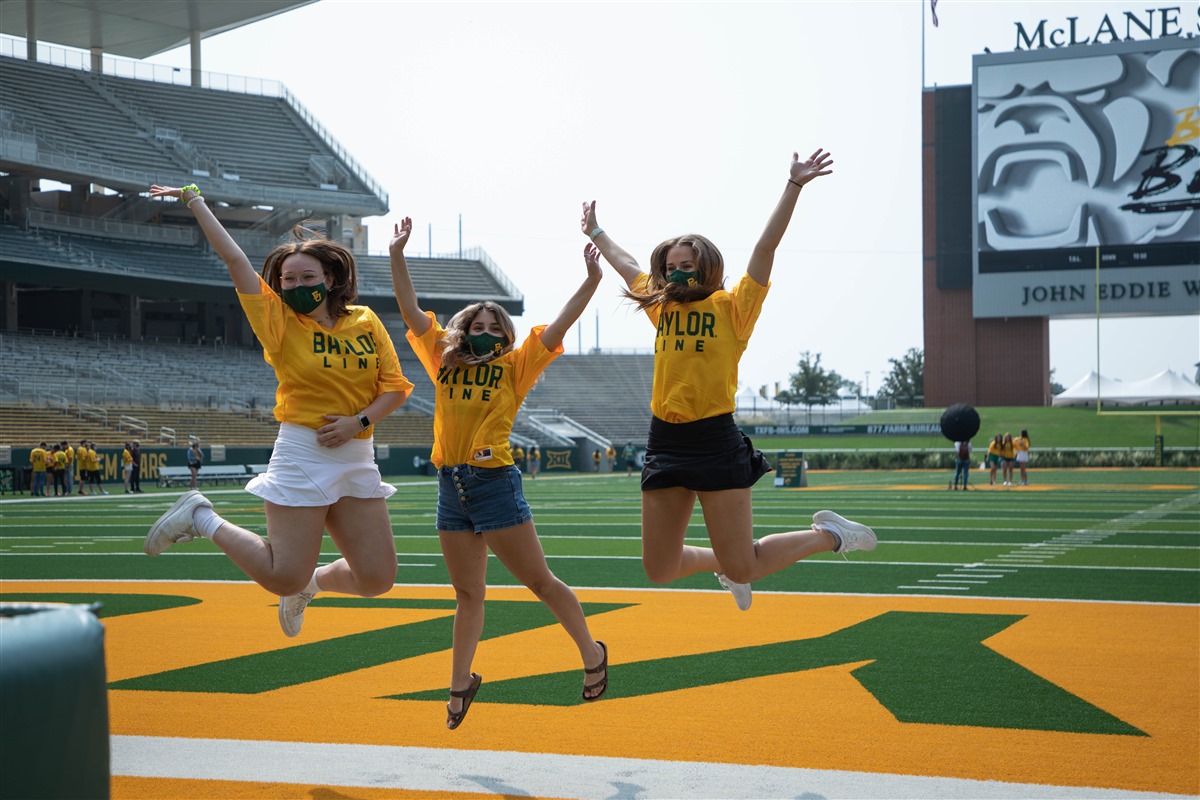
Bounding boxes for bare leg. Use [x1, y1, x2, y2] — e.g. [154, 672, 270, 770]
[209, 501, 325, 596]
[640, 487, 723, 583]
[321, 496, 397, 597]
[485, 521, 605, 695]
[439, 530, 488, 721]
[639, 486, 835, 585]
[698, 489, 835, 584]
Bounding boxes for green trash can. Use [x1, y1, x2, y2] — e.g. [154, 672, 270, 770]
[0, 603, 110, 799]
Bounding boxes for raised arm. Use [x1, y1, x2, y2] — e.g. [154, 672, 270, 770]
[388, 217, 431, 336]
[580, 201, 642, 289]
[745, 148, 834, 286]
[149, 185, 260, 294]
[539, 243, 603, 351]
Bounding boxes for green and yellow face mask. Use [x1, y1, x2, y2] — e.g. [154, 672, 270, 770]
[667, 269, 697, 287]
[466, 332, 508, 357]
[281, 282, 328, 314]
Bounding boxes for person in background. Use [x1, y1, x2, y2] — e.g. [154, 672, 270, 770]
[50, 444, 67, 497]
[390, 215, 609, 730]
[122, 442, 133, 493]
[605, 444, 616, 471]
[77, 440, 90, 495]
[88, 441, 106, 494]
[512, 443, 525, 473]
[29, 441, 47, 497]
[528, 444, 540, 479]
[1014, 429, 1032, 486]
[142, 182, 413, 639]
[987, 434, 1002, 486]
[130, 439, 143, 493]
[1001, 432, 1016, 487]
[581, 148, 876, 613]
[61, 440, 74, 496]
[622, 442, 637, 476]
[187, 442, 203, 490]
[592, 449, 601, 472]
[951, 439, 972, 490]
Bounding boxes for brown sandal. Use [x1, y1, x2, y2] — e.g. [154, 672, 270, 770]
[582, 641, 608, 702]
[446, 672, 481, 730]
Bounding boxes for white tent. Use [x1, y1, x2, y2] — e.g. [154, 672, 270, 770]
[1116, 369, 1200, 405]
[1052, 369, 1200, 406]
[1052, 371, 1122, 406]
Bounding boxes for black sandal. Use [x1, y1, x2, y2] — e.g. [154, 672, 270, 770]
[582, 641, 608, 702]
[446, 672, 481, 730]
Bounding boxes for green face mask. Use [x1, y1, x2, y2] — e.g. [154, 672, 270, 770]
[667, 269, 697, 287]
[281, 281, 328, 314]
[466, 332, 508, 357]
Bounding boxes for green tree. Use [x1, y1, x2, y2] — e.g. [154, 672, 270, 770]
[878, 348, 924, 408]
[777, 352, 852, 409]
[1049, 368, 1065, 395]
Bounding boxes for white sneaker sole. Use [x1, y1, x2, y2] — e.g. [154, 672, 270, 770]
[813, 510, 877, 553]
[715, 573, 752, 611]
[144, 491, 202, 556]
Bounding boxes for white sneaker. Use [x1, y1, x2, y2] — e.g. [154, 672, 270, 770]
[144, 490, 211, 556]
[813, 510, 877, 555]
[715, 573, 752, 611]
[278, 591, 315, 637]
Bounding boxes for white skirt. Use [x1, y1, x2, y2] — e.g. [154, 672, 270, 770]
[246, 423, 396, 507]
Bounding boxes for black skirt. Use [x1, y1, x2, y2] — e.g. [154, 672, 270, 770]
[641, 413, 773, 492]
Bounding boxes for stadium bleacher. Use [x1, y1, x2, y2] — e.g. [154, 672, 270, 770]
[0, 47, 657, 458]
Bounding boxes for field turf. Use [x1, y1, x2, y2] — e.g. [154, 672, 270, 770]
[1, 468, 1197, 799]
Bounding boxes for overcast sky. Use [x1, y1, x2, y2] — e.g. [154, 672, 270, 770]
[146, 0, 1198, 393]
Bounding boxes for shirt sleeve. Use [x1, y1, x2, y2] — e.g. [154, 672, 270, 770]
[513, 326, 563, 395]
[369, 311, 414, 397]
[631, 273, 660, 328]
[237, 275, 286, 356]
[729, 273, 770, 341]
[404, 311, 443, 382]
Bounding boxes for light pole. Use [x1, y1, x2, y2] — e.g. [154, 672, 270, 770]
[865, 371, 870, 409]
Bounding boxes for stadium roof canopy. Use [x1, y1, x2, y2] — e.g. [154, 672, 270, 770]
[0, 0, 315, 60]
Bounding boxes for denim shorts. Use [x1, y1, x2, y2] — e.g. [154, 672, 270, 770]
[436, 464, 532, 534]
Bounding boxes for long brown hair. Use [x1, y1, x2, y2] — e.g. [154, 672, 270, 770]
[260, 228, 358, 319]
[623, 234, 726, 311]
[439, 301, 518, 369]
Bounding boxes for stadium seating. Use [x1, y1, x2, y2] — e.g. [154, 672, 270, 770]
[0, 55, 379, 200]
[1, 55, 658, 455]
[523, 353, 653, 444]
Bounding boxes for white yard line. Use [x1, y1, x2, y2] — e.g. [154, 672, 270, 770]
[110, 735, 1186, 800]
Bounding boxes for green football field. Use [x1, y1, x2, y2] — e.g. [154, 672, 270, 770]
[2, 468, 1198, 799]
[3, 468, 1197, 603]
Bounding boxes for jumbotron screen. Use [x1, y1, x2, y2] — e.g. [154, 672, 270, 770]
[972, 37, 1199, 319]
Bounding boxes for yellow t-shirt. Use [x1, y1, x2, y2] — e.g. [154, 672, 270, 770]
[239, 276, 413, 437]
[63, 446, 74, 466]
[407, 312, 561, 468]
[30, 447, 47, 472]
[122, 449, 132, 466]
[88, 448, 99, 472]
[635, 272, 769, 423]
[1001, 440, 1015, 459]
[53, 451, 67, 469]
[1014, 436, 1030, 454]
[987, 440, 1001, 457]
